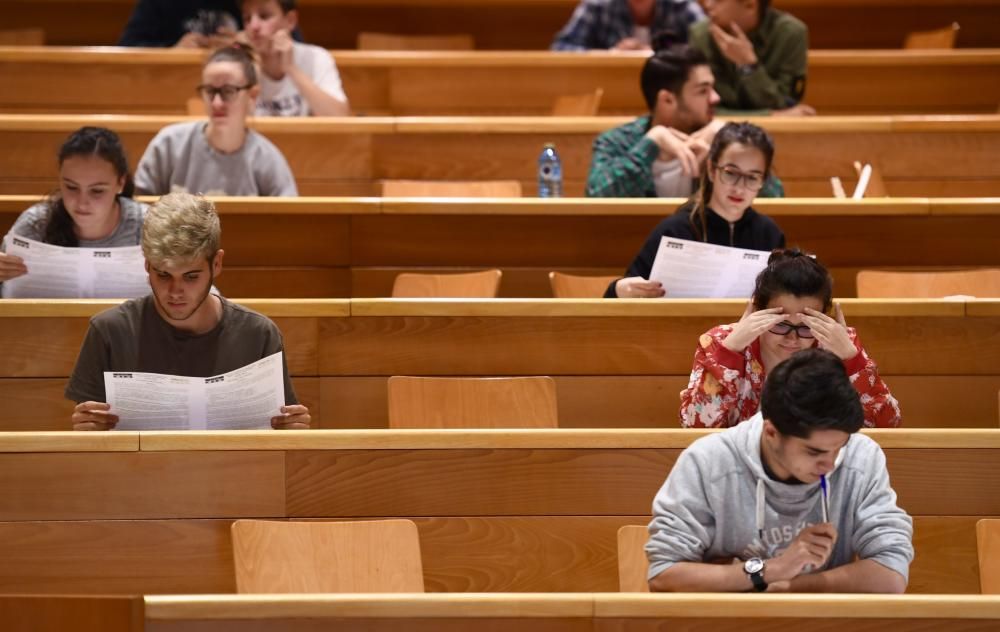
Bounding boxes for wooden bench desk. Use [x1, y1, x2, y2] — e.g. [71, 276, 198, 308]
[140, 594, 1000, 632]
[0, 430, 993, 595]
[3, 0, 1000, 49]
[4, 593, 1000, 632]
[0, 299, 996, 429]
[3, 195, 999, 300]
[3, 48, 1000, 116]
[1, 114, 999, 197]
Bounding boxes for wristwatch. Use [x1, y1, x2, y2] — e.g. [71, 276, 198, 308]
[738, 62, 759, 76]
[744, 557, 768, 592]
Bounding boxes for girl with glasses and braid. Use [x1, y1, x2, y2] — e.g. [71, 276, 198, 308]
[607, 121, 785, 298]
[680, 249, 901, 428]
[134, 43, 297, 197]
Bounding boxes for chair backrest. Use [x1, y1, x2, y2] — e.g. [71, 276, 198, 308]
[548, 271, 617, 298]
[357, 32, 474, 50]
[387, 376, 558, 428]
[231, 519, 424, 593]
[977, 519, 1000, 593]
[617, 525, 650, 592]
[551, 88, 605, 116]
[380, 180, 522, 197]
[391, 269, 502, 298]
[904, 22, 960, 49]
[856, 269, 1000, 298]
[0, 28, 45, 45]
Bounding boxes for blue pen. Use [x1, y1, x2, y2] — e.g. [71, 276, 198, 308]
[819, 475, 830, 523]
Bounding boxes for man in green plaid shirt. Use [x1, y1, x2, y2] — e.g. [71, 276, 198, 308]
[586, 44, 783, 198]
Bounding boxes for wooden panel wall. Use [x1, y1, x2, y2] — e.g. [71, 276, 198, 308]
[4, 197, 999, 301]
[0, 116, 998, 197]
[3, 1, 1000, 49]
[0, 300, 996, 428]
[4, 49, 1000, 116]
[0, 432, 992, 595]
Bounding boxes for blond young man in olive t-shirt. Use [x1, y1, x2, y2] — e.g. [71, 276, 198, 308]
[66, 192, 310, 431]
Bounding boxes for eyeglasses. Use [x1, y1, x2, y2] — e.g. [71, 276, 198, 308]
[768, 322, 815, 339]
[196, 84, 252, 103]
[715, 165, 766, 191]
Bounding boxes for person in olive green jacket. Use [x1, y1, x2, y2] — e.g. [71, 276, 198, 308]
[690, 0, 814, 115]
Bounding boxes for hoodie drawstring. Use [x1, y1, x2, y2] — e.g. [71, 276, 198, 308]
[755, 478, 766, 543]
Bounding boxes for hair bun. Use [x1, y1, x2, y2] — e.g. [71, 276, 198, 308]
[766, 247, 813, 266]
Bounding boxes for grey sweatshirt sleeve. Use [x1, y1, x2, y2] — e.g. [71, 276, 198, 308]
[134, 129, 172, 196]
[253, 136, 298, 197]
[849, 443, 915, 582]
[645, 448, 716, 580]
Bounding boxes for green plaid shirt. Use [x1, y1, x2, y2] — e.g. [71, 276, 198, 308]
[585, 115, 784, 198]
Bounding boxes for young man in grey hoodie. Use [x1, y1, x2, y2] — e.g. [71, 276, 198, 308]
[646, 348, 913, 592]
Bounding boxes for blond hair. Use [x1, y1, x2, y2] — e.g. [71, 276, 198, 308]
[142, 192, 221, 265]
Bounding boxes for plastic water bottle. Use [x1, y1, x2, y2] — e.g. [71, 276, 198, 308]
[537, 143, 563, 198]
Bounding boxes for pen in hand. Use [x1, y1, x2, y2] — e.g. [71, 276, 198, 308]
[820, 474, 830, 523]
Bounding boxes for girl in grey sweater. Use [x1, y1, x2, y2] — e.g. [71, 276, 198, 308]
[0, 127, 147, 287]
[135, 43, 298, 197]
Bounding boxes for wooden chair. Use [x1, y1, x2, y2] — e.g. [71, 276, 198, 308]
[617, 525, 650, 592]
[551, 88, 604, 116]
[387, 376, 558, 428]
[380, 180, 522, 197]
[977, 519, 1000, 593]
[856, 269, 1000, 298]
[391, 269, 502, 298]
[548, 271, 617, 298]
[904, 23, 960, 49]
[231, 519, 424, 593]
[357, 32, 474, 51]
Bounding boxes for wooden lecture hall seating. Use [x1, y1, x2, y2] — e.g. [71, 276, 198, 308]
[231, 519, 425, 593]
[390, 269, 504, 298]
[0, 429, 994, 599]
[4, 196, 997, 299]
[2, 4, 1000, 629]
[1, 114, 999, 197]
[857, 269, 1000, 298]
[0, 298, 997, 431]
[387, 376, 559, 428]
[3, 47, 1000, 116]
[4, 0, 1000, 49]
[4, 593, 1000, 632]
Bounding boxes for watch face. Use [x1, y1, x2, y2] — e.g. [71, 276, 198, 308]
[745, 558, 764, 574]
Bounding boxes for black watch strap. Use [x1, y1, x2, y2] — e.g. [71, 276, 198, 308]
[749, 569, 768, 592]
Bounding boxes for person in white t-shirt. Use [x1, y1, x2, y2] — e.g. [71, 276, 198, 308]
[240, 0, 350, 116]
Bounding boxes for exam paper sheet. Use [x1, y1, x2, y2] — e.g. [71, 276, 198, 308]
[105, 352, 285, 431]
[648, 237, 769, 298]
[1, 235, 148, 298]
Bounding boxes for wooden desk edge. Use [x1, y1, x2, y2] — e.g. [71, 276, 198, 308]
[0, 431, 139, 452]
[142, 593, 1000, 620]
[132, 429, 1000, 452]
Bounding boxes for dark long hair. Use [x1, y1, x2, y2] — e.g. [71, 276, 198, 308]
[686, 122, 775, 241]
[42, 127, 134, 247]
[752, 248, 833, 313]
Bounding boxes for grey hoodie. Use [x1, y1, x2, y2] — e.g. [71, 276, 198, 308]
[646, 412, 914, 584]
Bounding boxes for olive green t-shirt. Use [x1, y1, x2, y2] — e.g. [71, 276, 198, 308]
[65, 294, 298, 405]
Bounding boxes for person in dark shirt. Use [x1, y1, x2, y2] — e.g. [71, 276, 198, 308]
[606, 121, 785, 298]
[118, 0, 303, 48]
[690, 0, 813, 114]
[67, 192, 310, 431]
